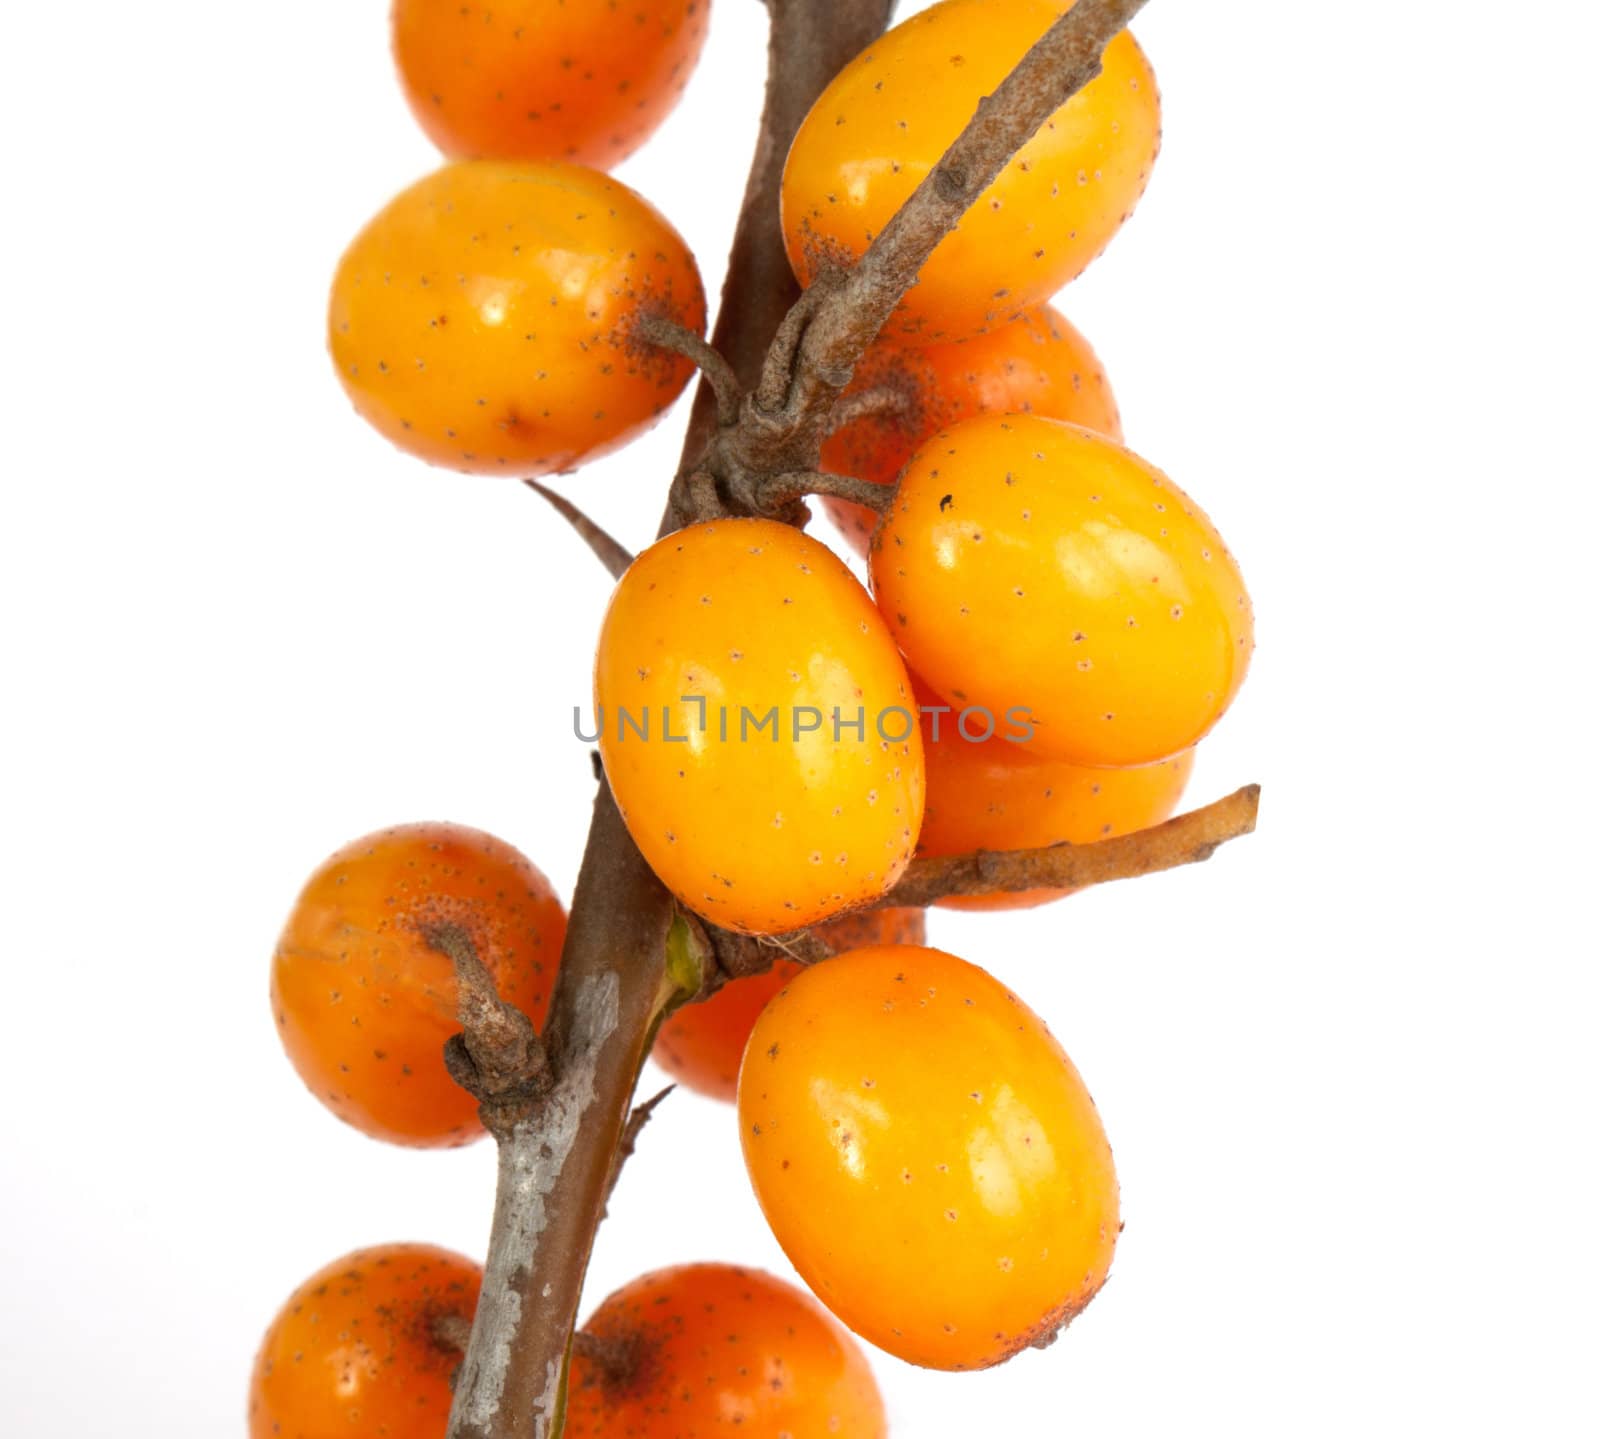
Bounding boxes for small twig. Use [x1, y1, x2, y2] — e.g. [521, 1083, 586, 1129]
[524, 480, 634, 579]
[824, 383, 914, 437]
[738, 0, 1150, 468]
[634, 314, 743, 428]
[754, 469, 895, 516]
[882, 784, 1260, 908]
[422, 922, 550, 1134]
[600, 1085, 674, 1216]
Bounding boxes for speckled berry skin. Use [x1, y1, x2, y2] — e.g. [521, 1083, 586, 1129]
[820, 304, 1122, 554]
[919, 700, 1193, 908]
[565, 1263, 886, 1438]
[328, 161, 705, 476]
[781, 0, 1160, 343]
[871, 414, 1253, 768]
[653, 908, 925, 1101]
[393, 0, 710, 168]
[738, 945, 1118, 1371]
[248, 1243, 481, 1439]
[271, 822, 566, 1147]
[595, 520, 925, 935]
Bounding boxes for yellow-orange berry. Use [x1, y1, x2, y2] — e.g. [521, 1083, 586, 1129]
[782, 0, 1160, 343]
[393, 0, 710, 168]
[249, 1243, 481, 1439]
[329, 161, 705, 477]
[872, 415, 1253, 767]
[271, 822, 565, 1147]
[820, 304, 1122, 554]
[595, 520, 925, 934]
[740, 944, 1118, 1370]
[566, 1263, 886, 1437]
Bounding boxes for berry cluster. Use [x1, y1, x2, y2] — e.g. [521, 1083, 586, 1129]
[258, 2, 1257, 1435]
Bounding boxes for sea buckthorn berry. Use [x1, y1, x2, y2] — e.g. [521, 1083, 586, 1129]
[328, 161, 705, 477]
[595, 520, 925, 935]
[820, 304, 1122, 554]
[566, 1263, 886, 1438]
[271, 822, 566, 1147]
[249, 1243, 481, 1439]
[653, 908, 925, 1101]
[781, 0, 1160, 343]
[739, 944, 1118, 1370]
[872, 414, 1253, 767]
[920, 699, 1193, 908]
[393, 0, 710, 168]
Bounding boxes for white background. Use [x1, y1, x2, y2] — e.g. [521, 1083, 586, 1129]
[3, 1, 1597, 1433]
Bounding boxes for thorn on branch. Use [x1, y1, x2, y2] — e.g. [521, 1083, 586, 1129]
[422, 921, 551, 1133]
[601, 1084, 675, 1216]
[524, 480, 634, 579]
[634, 314, 744, 428]
[880, 783, 1261, 908]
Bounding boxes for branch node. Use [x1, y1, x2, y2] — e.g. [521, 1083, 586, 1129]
[421, 921, 551, 1133]
[601, 1084, 675, 1217]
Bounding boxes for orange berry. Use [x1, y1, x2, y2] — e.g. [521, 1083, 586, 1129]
[820, 304, 1122, 554]
[249, 1243, 481, 1439]
[653, 909, 925, 1101]
[782, 0, 1160, 343]
[594, 520, 924, 934]
[328, 161, 705, 477]
[271, 822, 566, 1147]
[872, 414, 1253, 767]
[740, 944, 1118, 1370]
[393, 0, 710, 168]
[919, 697, 1194, 908]
[565, 1263, 886, 1438]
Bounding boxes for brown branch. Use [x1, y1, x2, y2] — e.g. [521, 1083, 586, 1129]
[421, 922, 549, 1136]
[883, 784, 1261, 909]
[732, 0, 1150, 476]
[524, 481, 634, 580]
[446, 785, 677, 1439]
[632, 314, 742, 428]
[444, 10, 896, 1438]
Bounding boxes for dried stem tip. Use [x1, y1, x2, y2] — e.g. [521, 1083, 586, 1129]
[883, 784, 1261, 908]
[422, 922, 550, 1119]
